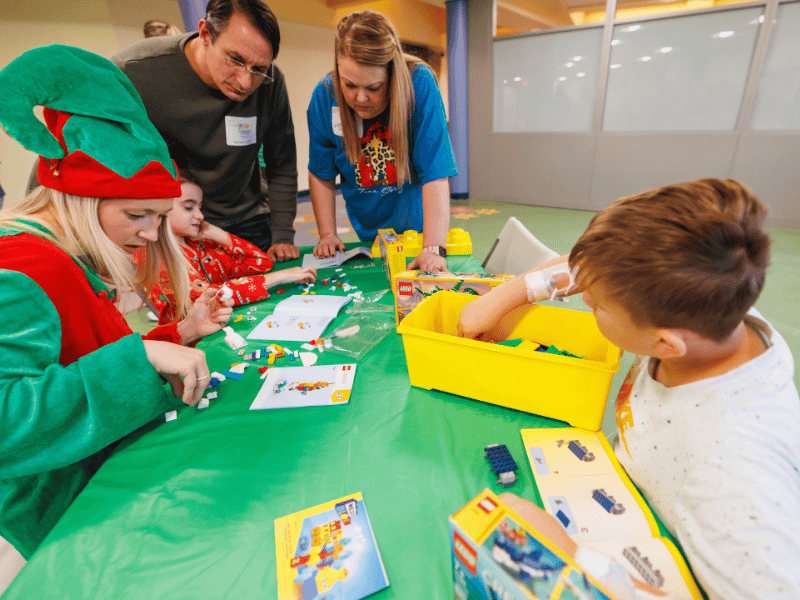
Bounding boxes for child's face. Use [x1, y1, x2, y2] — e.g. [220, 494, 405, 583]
[582, 281, 660, 356]
[171, 182, 204, 238]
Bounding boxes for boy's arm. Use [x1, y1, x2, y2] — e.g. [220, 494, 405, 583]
[457, 254, 574, 340]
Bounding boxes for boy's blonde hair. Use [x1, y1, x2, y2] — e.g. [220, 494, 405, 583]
[569, 179, 770, 341]
[333, 10, 425, 187]
[0, 186, 192, 318]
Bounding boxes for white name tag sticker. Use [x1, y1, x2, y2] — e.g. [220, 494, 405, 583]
[225, 115, 257, 146]
[332, 106, 343, 137]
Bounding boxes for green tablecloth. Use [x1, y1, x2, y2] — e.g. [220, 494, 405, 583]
[3, 247, 676, 599]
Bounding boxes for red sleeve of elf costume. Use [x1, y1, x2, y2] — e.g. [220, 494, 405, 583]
[143, 321, 182, 344]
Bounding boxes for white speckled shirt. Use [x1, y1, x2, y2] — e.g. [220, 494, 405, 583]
[613, 309, 800, 600]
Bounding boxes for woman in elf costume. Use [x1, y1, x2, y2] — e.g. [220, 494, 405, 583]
[0, 45, 230, 574]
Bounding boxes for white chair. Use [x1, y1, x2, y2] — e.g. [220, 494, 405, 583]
[482, 217, 560, 275]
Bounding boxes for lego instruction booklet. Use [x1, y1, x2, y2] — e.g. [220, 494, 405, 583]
[275, 492, 389, 600]
[250, 364, 357, 410]
[247, 295, 351, 342]
[520, 427, 703, 599]
[301, 246, 373, 269]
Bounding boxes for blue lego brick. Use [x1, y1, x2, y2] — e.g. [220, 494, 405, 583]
[555, 510, 570, 527]
[485, 444, 519, 474]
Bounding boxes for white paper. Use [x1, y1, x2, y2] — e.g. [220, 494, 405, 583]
[246, 295, 351, 341]
[250, 364, 357, 410]
[301, 247, 373, 269]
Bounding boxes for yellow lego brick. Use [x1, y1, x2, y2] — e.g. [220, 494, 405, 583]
[371, 228, 472, 258]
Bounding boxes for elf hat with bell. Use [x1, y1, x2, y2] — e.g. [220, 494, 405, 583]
[0, 44, 180, 199]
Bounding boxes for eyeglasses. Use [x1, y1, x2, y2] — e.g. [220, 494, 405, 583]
[210, 29, 273, 84]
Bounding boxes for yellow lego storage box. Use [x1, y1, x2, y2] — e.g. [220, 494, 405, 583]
[393, 270, 514, 324]
[397, 292, 620, 431]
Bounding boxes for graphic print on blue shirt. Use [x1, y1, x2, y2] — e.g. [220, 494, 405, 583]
[357, 121, 397, 188]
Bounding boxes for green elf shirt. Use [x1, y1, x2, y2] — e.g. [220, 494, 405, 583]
[0, 223, 180, 558]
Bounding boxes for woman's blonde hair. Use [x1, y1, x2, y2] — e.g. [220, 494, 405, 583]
[0, 186, 192, 318]
[334, 10, 424, 187]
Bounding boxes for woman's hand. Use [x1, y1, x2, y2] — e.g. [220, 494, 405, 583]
[176, 287, 234, 345]
[143, 340, 210, 406]
[278, 266, 317, 286]
[313, 233, 345, 258]
[408, 250, 446, 273]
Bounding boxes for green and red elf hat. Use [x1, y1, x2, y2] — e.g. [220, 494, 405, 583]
[0, 44, 180, 199]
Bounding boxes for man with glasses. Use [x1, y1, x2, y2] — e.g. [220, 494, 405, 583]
[113, 0, 300, 261]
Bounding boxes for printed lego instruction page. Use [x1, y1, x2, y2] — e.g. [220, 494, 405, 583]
[247, 295, 351, 341]
[250, 364, 356, 410]
[521, 427, 703, 600]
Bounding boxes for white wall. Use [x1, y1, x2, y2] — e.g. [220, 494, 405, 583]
[0, 0, 185, 204]
[277, 21, 336, 193]
[468, 2, 800, 228]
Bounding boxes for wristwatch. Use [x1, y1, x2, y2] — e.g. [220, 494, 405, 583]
[423, 245, 447, 258]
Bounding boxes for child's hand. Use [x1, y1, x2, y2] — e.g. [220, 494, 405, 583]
[457, 295, 500, 341]
[279, 267, 317, 285]
[194, 221, 232, 246]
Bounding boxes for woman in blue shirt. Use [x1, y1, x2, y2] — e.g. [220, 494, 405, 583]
[307, 10, 458, 272]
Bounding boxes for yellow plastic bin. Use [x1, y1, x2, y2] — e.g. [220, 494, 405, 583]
[397, 291, 621, 431]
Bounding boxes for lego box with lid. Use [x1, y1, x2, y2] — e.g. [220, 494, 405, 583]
[397, 291, 620, 431]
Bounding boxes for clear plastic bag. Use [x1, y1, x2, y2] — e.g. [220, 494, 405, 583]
[328, 311, 395, 360]
[344, 289, 393, 314]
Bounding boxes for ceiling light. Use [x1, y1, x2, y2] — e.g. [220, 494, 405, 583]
[659, 46, 672, 53]
[639, 56, 651, 62]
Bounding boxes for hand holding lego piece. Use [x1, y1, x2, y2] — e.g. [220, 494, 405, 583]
[178, 287, 234, 344]
[216, 285, 233, 302]
[142, 340, 210, 406]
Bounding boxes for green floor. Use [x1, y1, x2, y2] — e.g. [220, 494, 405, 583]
[127, 198, 800, 437]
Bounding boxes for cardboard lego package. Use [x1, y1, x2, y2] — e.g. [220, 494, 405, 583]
[393, 270, 513, 324]
[450, 487, 703, 600]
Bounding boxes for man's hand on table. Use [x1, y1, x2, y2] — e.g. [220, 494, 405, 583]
[268, 243, 300, 262]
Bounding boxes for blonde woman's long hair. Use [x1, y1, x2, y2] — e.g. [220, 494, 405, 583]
[0, 186, 192, 318]
[334, 10, 424, 187]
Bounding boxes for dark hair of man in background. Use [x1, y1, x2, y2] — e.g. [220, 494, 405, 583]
[203, 0, 281, 58]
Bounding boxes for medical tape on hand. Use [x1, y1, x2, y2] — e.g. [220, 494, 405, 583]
[524, 264, 578, 303]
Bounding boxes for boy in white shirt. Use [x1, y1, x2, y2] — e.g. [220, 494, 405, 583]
[458, 179, 800, 600]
